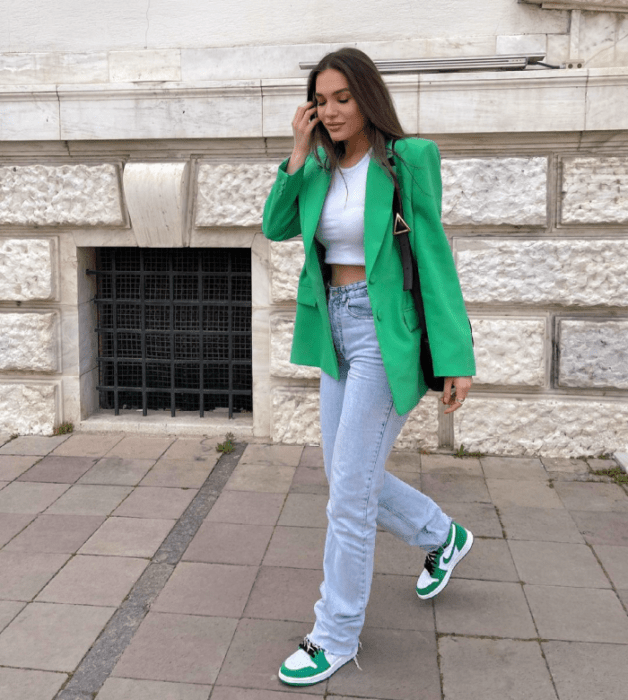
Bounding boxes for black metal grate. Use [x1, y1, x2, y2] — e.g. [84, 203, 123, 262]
[91, 248, 252, 418]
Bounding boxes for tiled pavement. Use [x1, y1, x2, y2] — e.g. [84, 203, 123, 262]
[0, 433, 627, 700]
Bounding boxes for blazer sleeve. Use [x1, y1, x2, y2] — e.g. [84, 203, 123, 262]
[401, 139, 476, 378]
[262, 158, 305, 241]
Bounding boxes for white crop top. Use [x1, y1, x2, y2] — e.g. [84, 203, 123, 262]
[315, 151, 370, 266]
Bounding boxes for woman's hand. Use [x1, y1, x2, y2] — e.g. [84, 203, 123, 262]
[442, 376, 472, 414]
[287, 101, 320, 174]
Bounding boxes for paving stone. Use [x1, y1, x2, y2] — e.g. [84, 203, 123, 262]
[225, 464, 296, 493]
[278, 493, 328, 528]
[509, 540, 610, 588]
[45, 484, 133, 516]
[327, 626, 441, 700]
[79, 516, 175, 558]
[421, 454, 482, 475]
[569, 510, 628, 545]
[374, 531, 423, 576]
[160, 436, 221, 462]
[592, 544, 628, 588]
[211, 688, 316, 700]
[239, 443, 303, 467]
[434, 580, 537, 638]
[386, 467, 422, 491]
[0, 600, 25, 632]
[299, 445, 324, 467]
[290, 465, 328, 494]
[243, 566, 320, 623]
[438, 502, 504, 538]
[183, 521, 274, 566]
[96, 677, 212, 700]
[525, 584, 628, 642]
[0, 602, 114, 671]
[216, 618, 326, 694]
[422, 474, 491, 503]
[105, 436, 175, 459]
[0, 455, 40, 480]
[3, 514, 105, 553]
[0, 435, 70, 456]
[0, 551, 70, 600]
[499, 506, 584, 543]
[543, 641, 628, 700]
[385, 450, 423, 473]
[51, 433, 125, 458]
[0, 481, 70, 513]
[440, 637, 556, 700]
[112, 612, 237, 685]
[262, 526, 325, 569]
[452, 537, 519, 582]
[486, 479, 564, 509]
[17, 456, 97, 483]
[152, 562, 257, 618]
[112, 486, 195, 520]
[139, 458, 215, 488]
[0, 512, 36, 546]
[587, 457, 619, 471]
[480, 456, 547, 480]
[78, 458, 156, 486]
[205, 491, 285, 525]
[365, 573, 436, 631]
[553, 481, 628, 512]
[617, 588, 628, 608]
[36, 555, 148, 607]
[0, 668, 67, 700]
[541, 457, 589, 474]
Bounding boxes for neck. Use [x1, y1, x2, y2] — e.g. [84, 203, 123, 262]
[342, 132, 370, 165]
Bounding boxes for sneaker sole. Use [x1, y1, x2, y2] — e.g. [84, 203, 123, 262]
[278, 654, 355, 686]
[416, 529, 474, 600]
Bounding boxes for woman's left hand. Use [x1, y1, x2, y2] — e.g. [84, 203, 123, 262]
[442, 376, 472, 414]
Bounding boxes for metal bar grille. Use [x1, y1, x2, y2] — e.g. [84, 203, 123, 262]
[91, 248, 252, 418]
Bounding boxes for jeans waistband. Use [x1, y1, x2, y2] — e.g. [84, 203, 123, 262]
[328, 279, 368, 300]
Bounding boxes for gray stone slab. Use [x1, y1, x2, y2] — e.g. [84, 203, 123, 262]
[278, 493, 328, 528]
[0, 512, 36, 547]
[525, 584, 628, 643]
[422, 473, 491, 503]
[366, 573, 436, 632]
[553, 481, 628, 512]
[0, 668, 67, 700]
[0, 481, 70, 513]
[105, 436, 175, 459]
[541, 457, 589, 474]
[451, 537, 519, 582]
[0, 600, 25, 632]
[160, 436, 221, 462]
[0, 455, 40, 480]
[239, 443, 303, 466]
[225, 463, 296, 493]
[45, 484, 133, 516]
[387, 467, 422, 491]
[0, 435, 70, 456]
[327, 626, 441, 700]
[112, 486, 195, 520]
[79, 516, 175, 558]
[617, 588, 628, 608]
[299, 445, 324, 467]
[112, 612, 237, 685]
[216, 618, 326, 694]
[290, 465, 328, 495]
[569, 510, 628, 546]
[438, 502, 504, 538]
[480, 456, 547, 480]
[262, 526, 325, 569]
[51, 433, 125, 458]
[385, 450, 423, 473]
[139, 458, 215, 488]
[434, 580, 537, 639]
[36, 555, 148, 607]
[374, 531, 422, 576]
[486, 479, 564, 509]
[499, 506, 585, 543]
[152, 562, 257, 618]
[96, 677, 212, 700]
[184, 521, 274, 566]
[78, 458, 156, 486]
[243, 566, 320, 623]
[205, 490, 285, 525]
[212, 688, 316, 700]
[3, 514, 105, 553]
[440, 637, 556, 700]
[0, 602, 114, 671]
[543, 640, 628, 700]
[422, 454, 482, 475]
[509, 540, 610, 588]
[17, 456, 97, 483]
[0, 551, 70, 600]
[592, 544, 628, 588]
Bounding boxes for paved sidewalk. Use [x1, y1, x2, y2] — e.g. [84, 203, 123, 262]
[0, 432, 627, 700]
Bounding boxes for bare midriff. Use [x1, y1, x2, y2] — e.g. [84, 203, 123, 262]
[330, 264, 367, 287]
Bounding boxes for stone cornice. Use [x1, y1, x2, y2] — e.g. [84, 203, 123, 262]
[520, 0, 628, 12]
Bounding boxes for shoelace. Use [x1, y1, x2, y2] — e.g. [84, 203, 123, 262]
[423, 548, 440, 576]
[299, 637, 323, 658]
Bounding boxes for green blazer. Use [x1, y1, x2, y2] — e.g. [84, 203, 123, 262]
[262, 137, 475, 415]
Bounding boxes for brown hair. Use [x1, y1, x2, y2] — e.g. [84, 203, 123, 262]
[306, 47, 407, 184]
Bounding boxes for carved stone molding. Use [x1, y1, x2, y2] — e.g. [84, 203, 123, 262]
[520, 0, 628, 12]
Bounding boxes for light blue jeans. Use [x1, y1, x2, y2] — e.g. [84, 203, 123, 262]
[309, 280, 452, 657]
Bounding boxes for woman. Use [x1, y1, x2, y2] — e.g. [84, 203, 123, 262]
[263, 48, 475, 686]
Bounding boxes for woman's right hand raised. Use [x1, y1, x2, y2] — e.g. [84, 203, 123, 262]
[287, 101, 320, 174]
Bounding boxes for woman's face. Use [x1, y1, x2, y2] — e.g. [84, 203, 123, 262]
[314, 68, 366, 144]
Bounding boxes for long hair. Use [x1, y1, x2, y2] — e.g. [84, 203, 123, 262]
[306, 48, 407, 185]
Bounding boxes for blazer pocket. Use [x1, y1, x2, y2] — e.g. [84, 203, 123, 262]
[403, 306, 420, 333]
[296, 284, 318, 307]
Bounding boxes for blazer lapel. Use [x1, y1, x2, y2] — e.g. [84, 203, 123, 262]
[364, 155, 394, 280]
